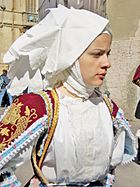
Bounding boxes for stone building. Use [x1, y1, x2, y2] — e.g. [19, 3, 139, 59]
[0, 0, 38, 73]
[38, 0, 106, 20]
[107, 0, 140, 120]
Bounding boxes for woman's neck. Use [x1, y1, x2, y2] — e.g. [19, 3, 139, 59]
[57, 85, 85, 100]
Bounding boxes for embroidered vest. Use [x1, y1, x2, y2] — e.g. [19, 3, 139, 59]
[0, 88, 59, 170]
[0, 89, 118, 186]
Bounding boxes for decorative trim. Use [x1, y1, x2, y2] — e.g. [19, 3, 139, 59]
[103, 96, 136, 165]
[38, 90, 53, 129]
[0, 167, 21, 187]
[31, 88, 60, 185]
[0, 115, 48, 169]
[103, 95, 113, 120]
[39, 89, 60, 168]
[114, 109, 137, 165]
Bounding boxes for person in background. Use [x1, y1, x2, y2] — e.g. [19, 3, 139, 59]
[0, 69, 12, 107]
[132, 65, 140, 165]
[132, 65, 140, 119]
[0, 5, 136, 187]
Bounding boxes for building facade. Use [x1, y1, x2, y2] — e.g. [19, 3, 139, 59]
[38, 0, 107, 20]
[0, 0, 38, 73]
[106, 0, 140, 120]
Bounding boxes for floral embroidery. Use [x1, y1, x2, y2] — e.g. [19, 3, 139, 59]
[0, 143, 6, 152]
[0, 128, 10, 136]
[2, 98, 23, 125]
[0, 98, 38, 152]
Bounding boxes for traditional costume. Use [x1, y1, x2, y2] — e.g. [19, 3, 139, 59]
[0, 5, 136, 187]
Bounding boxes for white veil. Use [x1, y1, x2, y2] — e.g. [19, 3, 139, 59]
[3, 5, 109, 96]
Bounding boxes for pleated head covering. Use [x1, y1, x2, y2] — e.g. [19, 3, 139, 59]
[3, 5, 110, 96]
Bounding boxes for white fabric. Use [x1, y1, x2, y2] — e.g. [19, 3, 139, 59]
[42, 89, 114, 183]
[62, 60, 96, 100]
[3, 5, 109, 96]
[136, 129, 140, 138]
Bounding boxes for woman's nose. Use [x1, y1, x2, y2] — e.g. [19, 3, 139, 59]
[102, 55, 111, 69]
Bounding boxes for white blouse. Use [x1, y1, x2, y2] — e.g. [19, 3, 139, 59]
[42, 90, 114, 183]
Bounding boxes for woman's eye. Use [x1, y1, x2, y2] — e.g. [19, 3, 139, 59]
[92, 52, 102, 57]
[107, 51, 111, 56]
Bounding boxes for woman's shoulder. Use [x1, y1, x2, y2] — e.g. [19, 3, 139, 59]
[103, 94, 119, 119]
[0, 89, 59, 169]
[12, 92, 47, 115]
[7, 88, 58, 119]
[0, 89, 58, 146]
[133, 65, 140, 86]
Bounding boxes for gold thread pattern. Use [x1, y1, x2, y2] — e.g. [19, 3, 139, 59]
[38, 90, 52, 130]
[31, 89, 60, 185]
[103, 95, 114, 121]
[0, 98, 38, 152]
[39, 89, 60, 168]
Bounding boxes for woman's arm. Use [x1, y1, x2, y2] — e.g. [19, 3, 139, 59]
[0, 92, 48, 186]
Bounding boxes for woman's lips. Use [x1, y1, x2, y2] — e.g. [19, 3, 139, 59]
[97, 73, 106, 80]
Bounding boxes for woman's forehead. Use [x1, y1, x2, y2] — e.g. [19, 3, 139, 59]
[87, 34, 112, 50]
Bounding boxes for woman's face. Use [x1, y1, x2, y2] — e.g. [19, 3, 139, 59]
[78, 33, 112, 87]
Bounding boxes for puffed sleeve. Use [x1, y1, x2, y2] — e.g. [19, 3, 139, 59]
[111, 108, 137, 166]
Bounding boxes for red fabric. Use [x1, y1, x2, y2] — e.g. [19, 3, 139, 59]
[17, 93, 47, 118]
[111, 100, 119, 118]
[0, 93, 47, 152]
[133, 65, 140, 82]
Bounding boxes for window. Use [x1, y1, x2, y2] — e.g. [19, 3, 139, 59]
[26, 0, 37, 13]
[25, 0, 38, 23]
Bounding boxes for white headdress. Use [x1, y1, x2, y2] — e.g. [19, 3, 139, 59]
[3, 5, 109, 96]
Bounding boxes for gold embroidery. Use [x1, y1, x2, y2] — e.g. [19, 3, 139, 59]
[0, 97, 38, 151]
[38, 89, 60, 169]
[103, 95, 114, 120]
[31, 89, 60, 185]
[38, 90, 51, 127]
[0, 128, 10, 136]
[0, 143, 6, 151]
[2, 98, 23, 125]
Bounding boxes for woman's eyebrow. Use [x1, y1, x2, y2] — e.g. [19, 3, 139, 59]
[93, 49, 111, 53]
[90, 49, 106, 53]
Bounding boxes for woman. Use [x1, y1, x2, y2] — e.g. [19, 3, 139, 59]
[0, 5, 136, 187]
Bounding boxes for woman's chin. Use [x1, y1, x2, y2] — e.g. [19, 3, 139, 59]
[90, 80, 104, 87]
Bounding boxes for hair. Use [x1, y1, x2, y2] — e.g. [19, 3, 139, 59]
[103, 23, 112, 36]
[2, 69, 7, 74]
